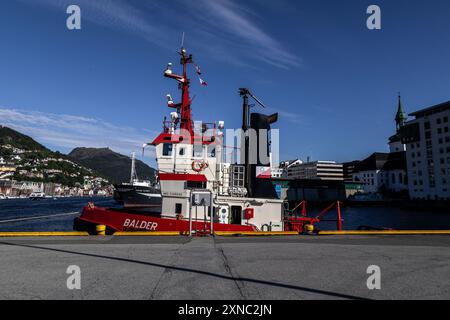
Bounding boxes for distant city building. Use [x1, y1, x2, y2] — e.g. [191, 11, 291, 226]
[271, 159, 303, 178]
[343, 161, 360, 182]
[287, 161, 344, 181]
[0, 164, 16, 179]
[280, 159, 303, 168]
[401, 100, 450, 200]
[270, 167, 284, 178]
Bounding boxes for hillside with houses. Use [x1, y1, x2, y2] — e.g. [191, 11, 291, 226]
[0, 126, 111, 197]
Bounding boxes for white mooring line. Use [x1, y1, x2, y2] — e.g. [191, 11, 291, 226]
[0, 212, 80, 224]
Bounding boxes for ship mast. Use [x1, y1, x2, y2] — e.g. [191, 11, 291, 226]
[180, 48, 193, 136]
[164, 47, 194, 138]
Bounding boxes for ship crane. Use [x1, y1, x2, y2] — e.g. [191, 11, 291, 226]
[239, 88, 268, 108]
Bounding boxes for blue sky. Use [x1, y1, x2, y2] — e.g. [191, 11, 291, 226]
[1, 0, 450, 166]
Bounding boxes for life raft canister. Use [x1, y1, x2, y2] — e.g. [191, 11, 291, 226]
[192, 160, 209, 172]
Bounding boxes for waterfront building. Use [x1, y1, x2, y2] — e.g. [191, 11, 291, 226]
[352, 152, 407, 193]
[287, 161, 344, 181]
[350, 95, 408, 194]
[285, 179, 347, 203]
[20, 181, 44, 193]
[0, 180, 13, 196]
[389, 95, 408, 153]
[401, 100, 450, 200]
[43, 183, 56, 196]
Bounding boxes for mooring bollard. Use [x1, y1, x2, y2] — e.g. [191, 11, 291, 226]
[96, 225, 106, 236]
[304, 224, 314, 234]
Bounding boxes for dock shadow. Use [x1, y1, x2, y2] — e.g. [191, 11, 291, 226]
[0, 241, 370, 300]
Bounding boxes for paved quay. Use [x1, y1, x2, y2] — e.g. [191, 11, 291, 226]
[0, 235, 449, 300]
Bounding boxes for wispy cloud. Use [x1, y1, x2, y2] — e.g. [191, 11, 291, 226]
[19, 0, 300, 69]
[185, 0, 300, 69]
[17, 0, 170, 47]
[266, 107, 309, 125]
[0, 108, 156, 160]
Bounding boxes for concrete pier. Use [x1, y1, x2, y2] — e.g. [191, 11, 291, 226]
[0, 235, 449, 300]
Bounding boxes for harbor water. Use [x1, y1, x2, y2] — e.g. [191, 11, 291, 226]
[1, 197, 450, 231]
[0, 197, 117, 232]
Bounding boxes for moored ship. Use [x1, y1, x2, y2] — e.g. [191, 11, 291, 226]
[74, 45, 314, 235]
[113, 182, 161, 210]
[113, 152, 161, 212]
[29, 192, 47, 200]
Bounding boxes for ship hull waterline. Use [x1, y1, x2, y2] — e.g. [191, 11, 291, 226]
[74, 206, 256, 234]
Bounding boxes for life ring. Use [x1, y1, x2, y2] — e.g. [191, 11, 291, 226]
[192, 160, 209, 172]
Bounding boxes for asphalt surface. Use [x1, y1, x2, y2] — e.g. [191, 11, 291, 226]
[0, 235, 449, 300]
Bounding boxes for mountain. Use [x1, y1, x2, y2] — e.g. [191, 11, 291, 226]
[0, 126, 48, 152]
[69, 147, 156, 184]
[0, 126, 155, 186]
[0, 126, 103, 186]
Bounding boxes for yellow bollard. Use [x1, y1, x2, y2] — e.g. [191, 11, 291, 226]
[304, 224, 314, 234]
[96, 225, 106, 236]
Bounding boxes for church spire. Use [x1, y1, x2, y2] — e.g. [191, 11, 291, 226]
[395, 93, 407, 132]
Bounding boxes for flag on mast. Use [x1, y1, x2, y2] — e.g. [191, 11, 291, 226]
[194, 64, 202, 75]
[194, 62, 207, 87]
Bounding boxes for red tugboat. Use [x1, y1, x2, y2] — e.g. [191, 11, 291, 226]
[74, 46, 289, 235]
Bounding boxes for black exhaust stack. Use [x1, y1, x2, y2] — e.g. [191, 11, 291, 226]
[239, 88, 278, 199]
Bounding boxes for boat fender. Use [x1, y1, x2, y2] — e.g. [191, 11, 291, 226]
[261, 224, 271, 232]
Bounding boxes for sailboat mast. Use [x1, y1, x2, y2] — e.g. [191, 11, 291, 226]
[130, 152, 137, 184]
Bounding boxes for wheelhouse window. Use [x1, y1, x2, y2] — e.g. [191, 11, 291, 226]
[207, 145, 216, 158]
[192, 145, 203, 158]
[186, 181, 206, 189]
[162, 143, 173, 156]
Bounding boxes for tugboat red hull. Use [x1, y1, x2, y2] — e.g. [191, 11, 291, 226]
[74, 206, 256, 234]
